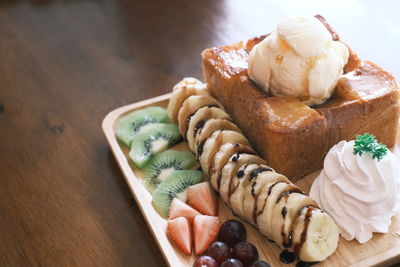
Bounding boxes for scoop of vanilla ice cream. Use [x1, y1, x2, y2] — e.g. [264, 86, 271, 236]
[248, 15, 349, 106]
[309, 140, 400, 244]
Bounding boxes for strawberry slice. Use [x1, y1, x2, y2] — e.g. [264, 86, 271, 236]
[188, 182, 218, 216]
[167, 217, 192, 255]
[193, 215, 220, 255]
[169, 198, 201, 221]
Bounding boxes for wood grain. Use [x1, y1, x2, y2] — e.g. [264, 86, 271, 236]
[103, 95, 400, 267]
[1, 0, 400, 266]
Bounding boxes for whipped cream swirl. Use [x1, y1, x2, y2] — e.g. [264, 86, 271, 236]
[310, 140, 400, 243]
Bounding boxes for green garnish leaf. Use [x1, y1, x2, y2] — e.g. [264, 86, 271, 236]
[353, 133, 388, 161]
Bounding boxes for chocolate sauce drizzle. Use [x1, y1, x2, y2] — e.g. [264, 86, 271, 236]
[248, 166, 272, 180]
[251, 181, 257, 196]
[207, 104, 219, 108]
[279, 204, 319, 265]
[253, 181, 283, 223]
[267, 181, 281, 197]
[273, 187, 306, 248]
[185, 104, 219, 137]
[217, 149, 256, 191]
[217, 152, 240, 189]
[193, 119, 208, 137]
[297, 206, 316, 255]
[248, 167, 272, 196]
[276, 188, 303, 204]
[215, 146, 244, 189]
[280, 194, 292, 247]
[197, 141, 205, 157]
[287, 205, 317, 255]
[267, 238, 275, 244]
[207, 133, 225, 174]
[287, 206, 305, 250]
[210, 144, 244, 181]
[228, 163, 253, 203]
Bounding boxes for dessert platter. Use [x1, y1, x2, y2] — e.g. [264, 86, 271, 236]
[102, 15, 400, 267]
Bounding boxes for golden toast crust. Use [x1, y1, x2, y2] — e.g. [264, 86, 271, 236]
[202, 41, 399, 180]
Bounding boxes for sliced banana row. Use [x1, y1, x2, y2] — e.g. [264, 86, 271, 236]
[167, 78, 339, 262]
[167, 77, 208, 124]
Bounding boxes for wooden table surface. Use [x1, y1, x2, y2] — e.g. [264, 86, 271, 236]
[1, 1, 399, 266]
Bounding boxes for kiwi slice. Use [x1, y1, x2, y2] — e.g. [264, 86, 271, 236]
[116, 106, 170, 147]
[152, 170, 204, 217]
[142, 150, 196, 192]
[129, 123, 182, 168]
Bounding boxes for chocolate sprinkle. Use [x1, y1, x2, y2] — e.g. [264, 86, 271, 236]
[237, 170, 245, 178]
[280, 250, 296, 264]
[281, 207, 287, 218]
[232, 153, 240, 162]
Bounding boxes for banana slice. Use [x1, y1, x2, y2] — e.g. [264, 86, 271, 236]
[242, 170, 289, 225]
[167, 78, 208, 123]
[178, 95, 224, 137]
[171, 77, 205, 92]
[186, 107, 232, 152]
[256, 181, 297, 238]
[292, 207, 339, 262]
[219, 153, 265, 204]
[195, 118, 241, 157]
[209, 143, 254, 191]
[271, 192, 317, 249]
[229, 163, 263, 218]
[199, 130, 250, 176]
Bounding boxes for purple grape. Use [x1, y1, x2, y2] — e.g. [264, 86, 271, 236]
[232, 242, 259, 266]
[193, 256, 218, 267]
[249, 260, 271, 267]
[218, 220, 246, 247]
[206, 241, 232, 264]
[221, 258, 244, 267]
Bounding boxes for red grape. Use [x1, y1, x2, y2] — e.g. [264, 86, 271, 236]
[218, 220, 246, 247]
[249, 260, 270, 267]
[206, 241, 231, 264]
[232, 242, 259, 266]
[221, 258, 244, 267]
[193, 256, 218, 267]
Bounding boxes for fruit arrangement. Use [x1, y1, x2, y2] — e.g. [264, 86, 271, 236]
[193, 219, 271, 267]
[114, 77, 339, 265]
[116, 103, 223, 257]
[168, 78, 339, 263]
[166, 182, 220, 256]
[116, 105, 206, 218]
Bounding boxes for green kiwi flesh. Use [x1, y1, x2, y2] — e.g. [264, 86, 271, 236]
[142, 150, 196, 193]
[117, 106, 170, 147]
[129, 123, 182, 168]
[152, 170, 204, 217]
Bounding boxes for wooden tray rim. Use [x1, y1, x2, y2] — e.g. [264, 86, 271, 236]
[102, 93, 183, 267]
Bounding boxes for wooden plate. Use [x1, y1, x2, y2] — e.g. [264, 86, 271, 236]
[102, 93, 400, 267]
